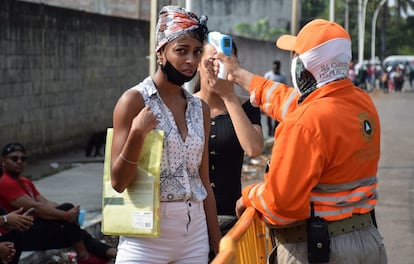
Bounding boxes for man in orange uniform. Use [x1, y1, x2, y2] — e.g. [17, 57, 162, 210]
[211, 19, 387, 263]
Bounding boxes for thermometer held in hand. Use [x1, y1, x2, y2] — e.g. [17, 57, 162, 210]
[208, 31, 232, 79]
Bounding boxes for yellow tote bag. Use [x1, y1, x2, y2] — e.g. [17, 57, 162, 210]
[101, 128, 164, 237]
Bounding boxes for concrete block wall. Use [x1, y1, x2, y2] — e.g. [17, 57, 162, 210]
[191, 0, 292, 36]
[1, 0, 291, 159]
[232, 35, 291, 86]
[0, 0, 150, 156]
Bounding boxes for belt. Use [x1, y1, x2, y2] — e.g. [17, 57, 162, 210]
[269, 213, 373, 245]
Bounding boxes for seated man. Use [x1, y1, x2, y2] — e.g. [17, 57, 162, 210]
[0, 143, 117, 264]
[0, 207, 33, 264]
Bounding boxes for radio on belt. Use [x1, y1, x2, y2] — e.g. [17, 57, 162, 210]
[208, 31, 232, 79]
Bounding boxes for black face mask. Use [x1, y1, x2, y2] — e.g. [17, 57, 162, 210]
[292, 57, 317, 104]
[161, 60, 197, 86]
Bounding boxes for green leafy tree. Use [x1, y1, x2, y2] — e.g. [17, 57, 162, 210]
[393, 0, 414, 18]
[384, 14, 414, 55]
[373, 0, 414, 56]
[234, 17, 287, 41]
[300, 0, 414, 59]
[300, 0, 327, 27]
[234, 1, 413, 57]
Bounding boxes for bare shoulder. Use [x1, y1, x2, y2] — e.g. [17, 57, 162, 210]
[115, 88, 145, 113]
[112, 88, 146, 127]
[119, 88, 144, 105]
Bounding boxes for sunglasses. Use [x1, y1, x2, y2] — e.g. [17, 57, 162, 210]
[6, 156, 28, 162]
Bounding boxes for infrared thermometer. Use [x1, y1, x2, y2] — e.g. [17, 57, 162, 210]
[208, 31, 232, 79]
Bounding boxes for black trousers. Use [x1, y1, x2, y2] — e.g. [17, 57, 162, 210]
[22, 203, 110, 258]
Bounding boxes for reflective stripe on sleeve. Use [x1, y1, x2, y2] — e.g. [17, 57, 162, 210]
[250, 184, 293, 225]
[249, 89, 259, 107]
[281, 89, 298, 120]
[263, 82, 279, 116]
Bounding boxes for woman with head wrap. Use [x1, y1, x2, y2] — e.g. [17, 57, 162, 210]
[110, 5, 221, 263]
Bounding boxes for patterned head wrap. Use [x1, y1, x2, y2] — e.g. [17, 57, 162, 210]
[155, 6, 208, 52]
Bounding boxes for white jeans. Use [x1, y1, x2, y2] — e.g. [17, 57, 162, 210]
[115, 201, 209, 264]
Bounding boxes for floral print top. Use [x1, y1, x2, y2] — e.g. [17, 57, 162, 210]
[131, 77, 207, 202]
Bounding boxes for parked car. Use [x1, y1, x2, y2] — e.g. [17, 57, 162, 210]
[383, 55, 414, 70]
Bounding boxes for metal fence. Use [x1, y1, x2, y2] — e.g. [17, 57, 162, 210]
[211, 207, 269, 264]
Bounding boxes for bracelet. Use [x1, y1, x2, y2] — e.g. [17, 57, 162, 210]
[2, 215, 7, 224]
[119, 153, 138, 165]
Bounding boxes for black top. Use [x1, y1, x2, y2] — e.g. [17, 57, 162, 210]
[209, 100, 261, 215]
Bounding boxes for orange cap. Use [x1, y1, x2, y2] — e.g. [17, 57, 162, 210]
[276, 19, 350, 54]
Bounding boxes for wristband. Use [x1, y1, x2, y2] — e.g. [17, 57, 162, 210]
[119, 153, 138, 165]
[2, 215, 7, 224]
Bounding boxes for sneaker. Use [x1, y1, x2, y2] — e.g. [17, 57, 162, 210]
[77, 254, 110, 264]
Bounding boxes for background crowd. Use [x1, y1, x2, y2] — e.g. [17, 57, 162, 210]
[349, 59, 414, 93]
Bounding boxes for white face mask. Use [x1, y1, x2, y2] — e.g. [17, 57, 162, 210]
[294, 38, 352, 89]
[290, 56, 300, 95]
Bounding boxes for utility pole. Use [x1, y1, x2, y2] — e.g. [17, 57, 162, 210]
[329, 0, 335, 21]
[344, 0, 349, 31]
[149, 0, 157, 75]
[358, 0, 369, 65]
[371, 0, 388, 63]
[185, 0, 192, 11]
[291, 0, 299, 34]
[184, 0, 193, 92]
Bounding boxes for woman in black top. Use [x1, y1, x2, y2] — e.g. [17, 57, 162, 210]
[194, 40, 263, 235]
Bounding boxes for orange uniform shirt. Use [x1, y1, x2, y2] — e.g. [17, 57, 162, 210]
[243, 76, 380, 225]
